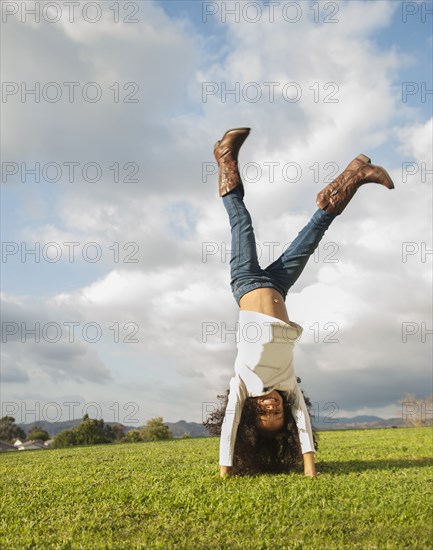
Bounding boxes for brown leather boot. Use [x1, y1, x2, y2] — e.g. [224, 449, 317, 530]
[317, 154, 395, 214]
[214, 127, 250, 197]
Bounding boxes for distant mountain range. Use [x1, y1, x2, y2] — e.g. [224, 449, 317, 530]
[18, 415, 408, 439]
[312, 415, 406, 430]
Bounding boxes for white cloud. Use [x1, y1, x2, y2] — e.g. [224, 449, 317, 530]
[396, 117, 433, 161]
[2, 1, 431, 423]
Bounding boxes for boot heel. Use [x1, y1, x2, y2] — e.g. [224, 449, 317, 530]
[356, 154, 371, 164]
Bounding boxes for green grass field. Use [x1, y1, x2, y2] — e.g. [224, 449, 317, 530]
[1, 427, 432, 549]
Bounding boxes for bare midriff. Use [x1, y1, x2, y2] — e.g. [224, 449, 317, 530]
[239, 287, 290, 325]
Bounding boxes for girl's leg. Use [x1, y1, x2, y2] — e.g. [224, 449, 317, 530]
[264, 208, 337, 298]
[222, 188, 276, 303]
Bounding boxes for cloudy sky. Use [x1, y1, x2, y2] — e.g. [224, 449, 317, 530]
[1, 0, 432, 428]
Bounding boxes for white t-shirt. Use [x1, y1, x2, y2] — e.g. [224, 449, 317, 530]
[219, 310, 315, 467]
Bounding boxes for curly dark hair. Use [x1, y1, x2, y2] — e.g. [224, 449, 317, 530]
[204, 377, 318, 475]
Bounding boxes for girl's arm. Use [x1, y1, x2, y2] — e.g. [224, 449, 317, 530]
[219, 375, 247, 476]
[291, 384, 317, 476]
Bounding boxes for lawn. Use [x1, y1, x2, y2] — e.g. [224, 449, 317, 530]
[1, 427, 432, 549]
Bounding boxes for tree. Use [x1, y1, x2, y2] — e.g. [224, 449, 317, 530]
[53, 429, 77, 448]
[108, 423, 126, 442]
[27, 426, 50, 441]
[0, 416, 26, 442]
[73, 415, 111, 445]
[124, 429, 142, 443]
[398, 393, 433, 427]
[53, 414, 111, 448]
[140, 417, 172, 442]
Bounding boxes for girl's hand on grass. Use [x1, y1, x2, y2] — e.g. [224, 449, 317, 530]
[303, 451, 317, 477]
[220, 466, 233, 478]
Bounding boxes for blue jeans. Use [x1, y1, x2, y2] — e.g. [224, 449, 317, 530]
[222, 187, 337, 304]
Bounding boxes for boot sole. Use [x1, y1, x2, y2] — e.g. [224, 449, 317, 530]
[222, 127, 251, 134]
[220, 127, 251, 142]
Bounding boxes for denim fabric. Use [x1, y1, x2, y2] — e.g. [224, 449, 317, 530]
[222, 187, 336, 304]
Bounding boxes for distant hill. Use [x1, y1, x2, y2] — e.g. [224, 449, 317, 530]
[313, 415, 405, 430]
[18, 416, 408, 438]
[18, 419, 83, 437]
[165, 420, 208, 438]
